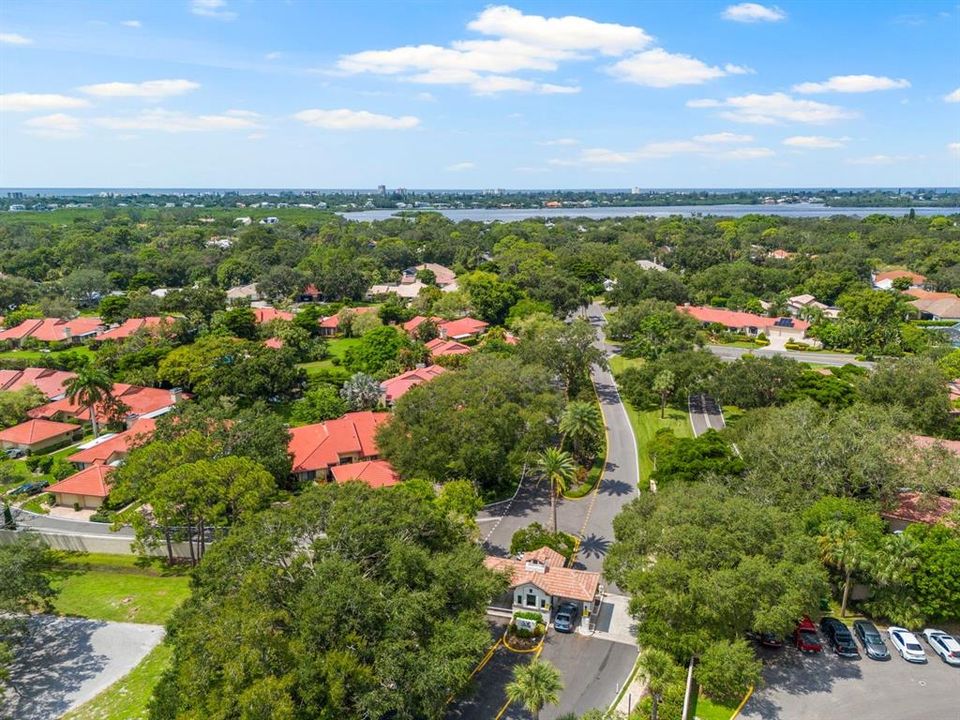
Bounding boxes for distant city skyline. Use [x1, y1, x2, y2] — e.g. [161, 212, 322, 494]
[1, 0, 958, 188]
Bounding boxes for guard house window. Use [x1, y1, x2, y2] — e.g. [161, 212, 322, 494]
[526, 592, 537, 607]
[516, 594, 522, 604]
[541, 598, 547, 609]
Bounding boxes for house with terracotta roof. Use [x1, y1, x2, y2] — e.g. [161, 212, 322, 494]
[380, 365, 446, 405]
[881, 491, 957, 532]
[402, 263, 457, 289]
[0, 317, 104, 347]
[678, 305, 809, 342]
[425, 337, 472, 358]
[297, 283, 323, 303]
[317, 307, 378, 337]
[0, 367, 76, 400]
[485, 547, 601, 632]
[47, 465, 113, 509]
[0, 418, 82, 453]
[263, 336, 284, 350]
[330, 460, 399, 489]
[96, 316, 172, 342]
[252, 307, 294, 324]
[904, 288, 960, 321]
[288, 411, 391, 483]
[67, 417, 157, 469]
[872, 270, 926, 290]
[403, 315, 489, 341]
[29, 384, 185, 426]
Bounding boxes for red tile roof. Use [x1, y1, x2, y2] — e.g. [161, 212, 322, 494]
[253, 307, 294, 324]
[67, 417, 157, 466]
[438, 317, 489, 339]
[97, 317, 172, 342]
[0, 418, 79, 446]
[288, 411, 390, 475]
[263, 336, 284, 349]
[425, 338, 472, 357]
[875, 270, 926, 285]
[29, 384, 184, 423]
[0, 317, 103, 343]
[0, 367, 76, 399]
[318, 306, 378, 330]
[484, 550, 601, 602]
[330, 460, 400, 488]
[403, 315, 442, 334]
[677, 305, 809, 332]
[911, 434, 960, 456]
[881, 491, 957, 526]
[380, 365, 446, 404]
[47, 465, 113, 499]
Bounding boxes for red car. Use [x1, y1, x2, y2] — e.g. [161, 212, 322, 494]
[794, 616, 823, 653]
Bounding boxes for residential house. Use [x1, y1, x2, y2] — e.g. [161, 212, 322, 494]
[226, 283, 260, 302]
[296, 283, 323, 303]
[67, 417, 157, 469]
[0, 418, 82, 453]
[485, 547, 601, 632]
[29, 384, 185, 426]
[252, 307, 294, 324]
[786, 294, 839, 319]
[872, 270, 926, 290]
[636, 259, 668, 272]
[904, 289, 960, 321]
[46, 465, 113, 510]
[0, 317, 104, 347]
[96, 316, 173, 342]
[366, 280, 429, 300]
[0, 367, 76, 400]
[881, 491, 957, 532]
[768, 249, 796, 261]
[403, 316, 489, 341]
[380, 365, 446, 405]
[425, 338, 472, 358]
[263, 337, 284, 350]
[677, 305, 810, 343]
[317, 307, 378, 337]
[330, 460, 399, 489]
[288, 411, 391, 483]
[401, 263, 457, 289]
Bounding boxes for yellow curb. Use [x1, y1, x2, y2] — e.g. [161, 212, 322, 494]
[567, 536, 581, 567]
[444, 637, 502, 705]
[729, 685, 754, 719]
[502, 626, 547, 654]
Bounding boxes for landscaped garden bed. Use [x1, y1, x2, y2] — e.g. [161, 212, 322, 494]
[505, 610, 546, 651]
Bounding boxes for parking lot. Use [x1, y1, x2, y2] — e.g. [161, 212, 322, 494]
[741, 642, 960, 720]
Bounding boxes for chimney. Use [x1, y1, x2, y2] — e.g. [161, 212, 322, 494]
[169, 387, 183, 405]
[63, 326, 72, 340]
[439, 326, 448, 339]
[124, 412, 138, 428]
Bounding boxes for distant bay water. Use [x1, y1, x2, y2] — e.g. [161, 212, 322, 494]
[341, 204, 960, 222]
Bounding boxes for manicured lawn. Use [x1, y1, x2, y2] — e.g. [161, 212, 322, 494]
[0, 346, 95, 362]
[61, 643, 173, 720]
[298, 336, 363, 378]
[695, 695, 738, 720]
[47, 552, 192, 625]
[608, 354, 643, 375]
[623, 404, 692, 485]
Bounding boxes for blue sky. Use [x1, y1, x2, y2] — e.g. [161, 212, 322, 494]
[1, 0, 958, 189]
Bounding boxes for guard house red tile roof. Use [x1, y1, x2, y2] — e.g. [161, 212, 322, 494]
[380, 365, 446, 404]
[67, 417, 157, 467]
[29, 384, 184, 423]
[484, 548, 601, 603]
[253, 307, 294, 324]
[425, 338, 472, 357]
[875, 270, 926, 285]
[288, 411, 390, 476]
[881, 491, 957, 527]
[0, 418, 79, 446]
[330, 460, 400, 488]
[677, 305, 810, 332]
[47, 465, 113, 499]
[0, 317, 103, 343]
[0, 367, 76, 399]
[97, 316, 172, 342]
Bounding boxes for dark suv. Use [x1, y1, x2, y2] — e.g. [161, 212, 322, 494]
[820, 617, 860, 658]
[553, 602, 580, 633]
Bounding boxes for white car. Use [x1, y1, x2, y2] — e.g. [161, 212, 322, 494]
[923, 629, 960, 666]
[889, 627, 927, 663]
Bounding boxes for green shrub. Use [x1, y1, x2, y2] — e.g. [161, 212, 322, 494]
[510, 522, 577, 561]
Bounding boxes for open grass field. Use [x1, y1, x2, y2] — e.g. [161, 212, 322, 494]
[298, 336, 362, 378]
[47, 553, 191, 626]
[623, 404, 692, 484]
[0, 346, 95, 362]
[608, 353, 643, 375]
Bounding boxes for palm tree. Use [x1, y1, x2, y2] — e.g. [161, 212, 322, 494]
[64, 362, 113, 438]
[871, 533, 919, 588]
[636, 648, 683, 720]
[505, 660, 563, 720]
[538, 447, 575, 534]
[652, 370, 675, 419]
[339, 372, 382, 411]
[559, 400, 603, 464]
[817, 520, 869, 617]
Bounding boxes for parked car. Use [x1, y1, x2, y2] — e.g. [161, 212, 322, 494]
[4, 448, 25, 459]
[820, 617, 860, 658]
[553, 602, 580, 633]
[5, 481, 47, 497]
[794, 616, 822, 653]
[853, 620, 890, 660]
[922, 629, 960, 666]
[758, 632, 784, 649]
[889, 627, 927, 663]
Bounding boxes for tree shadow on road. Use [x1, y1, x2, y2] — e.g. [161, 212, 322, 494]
[572, 533, 611, 568]
[597, 478, 633, 498]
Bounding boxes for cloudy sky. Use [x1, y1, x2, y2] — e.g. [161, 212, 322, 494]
[1, 0, 958, 188]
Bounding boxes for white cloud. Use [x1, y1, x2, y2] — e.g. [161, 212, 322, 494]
[23, 113, 82, 138]
[722, 3, 787, 22]
[415, 92, 436, 101]
[0, 32, 33, 45]
[94, 108, 259, 132]
[945, 88, 960, 103]
[608, 48, 731, 87]
[948, 142, 960, 156]
[724, 63, 755, 75]
[466, 5, 651, 55]
[121, 20, 142, 28]
[846, 154, 914, 165]
[293, 108, 420, 130]
[190, 0, 235, 20]
[721, 147, 775, 159]
[445, 161, 475, 171]
[0, 92, 90, 112]
[264, 51, 282, 61]
[691, 92, 857, 124]
[78, 79, 200, 99]
[468, 74, 579, 95]
[693, 132, 754, 143]
[539, 137, 579, 146]
[793, 75, 910, 93]
[783, 135, 847, 148]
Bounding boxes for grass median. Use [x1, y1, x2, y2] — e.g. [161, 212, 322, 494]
[622, 404, 692, 485]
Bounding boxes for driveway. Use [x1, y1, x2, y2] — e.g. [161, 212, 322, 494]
[2, 615, 164, 720]
[741, 643, 960, 720]
[688, 394, 725, 437]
